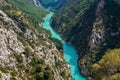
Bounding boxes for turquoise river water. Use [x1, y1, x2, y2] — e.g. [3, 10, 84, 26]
[42, 12, 86, 80]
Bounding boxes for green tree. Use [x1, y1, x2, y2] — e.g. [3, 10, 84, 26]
[36, 72, 44, 80]
[36, 64, 43, 73]
[92, 49, 120, 80]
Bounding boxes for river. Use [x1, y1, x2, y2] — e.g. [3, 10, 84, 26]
[42, 11, 86, 80]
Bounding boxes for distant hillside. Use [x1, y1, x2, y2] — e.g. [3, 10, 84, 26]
[39, 0, 66, 9]
[6, 0, 48, 22]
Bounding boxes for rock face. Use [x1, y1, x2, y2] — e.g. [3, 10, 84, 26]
[28, 0, 41, 7]
[29, 0, 66, 9]
[51, 0, 120, 79]
[0, 1, 72, 80]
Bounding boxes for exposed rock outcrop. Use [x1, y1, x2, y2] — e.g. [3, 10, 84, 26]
[0, 1, 72, 80]
[28, 0, 41, 7]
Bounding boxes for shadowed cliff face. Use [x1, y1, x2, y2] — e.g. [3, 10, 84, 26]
[28, 0, 66, 9]
[51, 0, 98, 57]
[39, 0, 66, 9]
[51, 0, 120, 79]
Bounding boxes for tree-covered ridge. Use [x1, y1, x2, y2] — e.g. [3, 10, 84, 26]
[51, 0, 96, 33]
[92, 49, 120, 80]
[6, 0, 48, 22]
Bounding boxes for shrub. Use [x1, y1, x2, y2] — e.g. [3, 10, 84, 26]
[15, 54, 23, 63]
[36, 64, 43, 73]
[44, 70, 54, 80]
[36, 72, 44, 80]
[60, 70, 66, 79]
[32, 55, 45, 65]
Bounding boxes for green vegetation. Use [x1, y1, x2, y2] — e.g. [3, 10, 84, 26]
[0, 73, 2, 78]
[51, 0, 95, 33]
[31, 55, 45, 65]
[36, 72, 44, 80]
[51, 38, 63, 52]
[14, 54, 23, 63]
[60, 70, 67, 80]
[10, 70, 17, 77]
[44, 70, 54, 80]
[2, 6, 23, 21]
[0, 67, 9, 73]
[10, 77, 16, 80]
[29, 55, 54, 80]
[92, 49, 120, 80]
[17, 35, 29, 46]
[51, 0, 97, 57]
[36, 64, 43, 73]
[7, 0, 48, 22]
[5, 9, 22, 18]
[0, 73, 1, 78]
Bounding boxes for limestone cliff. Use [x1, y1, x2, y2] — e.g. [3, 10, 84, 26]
[0, 0, 72, 80]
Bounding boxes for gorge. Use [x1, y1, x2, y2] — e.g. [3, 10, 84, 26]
[42, 12, 86, 80]
[51, 0, 120, 79]
[0, 0, 120, 80]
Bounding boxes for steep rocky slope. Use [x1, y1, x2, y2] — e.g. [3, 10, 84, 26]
[51, 0, 120, 79]
[0, 0, 72, 80]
